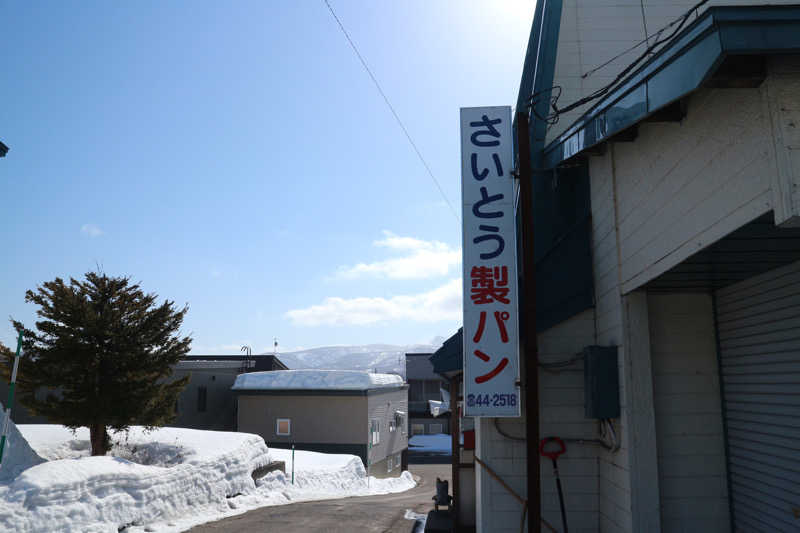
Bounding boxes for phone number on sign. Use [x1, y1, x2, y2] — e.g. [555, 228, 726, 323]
[466, 393, 517, 408]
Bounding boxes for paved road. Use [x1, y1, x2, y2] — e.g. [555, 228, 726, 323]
[188, 463, 451, 533]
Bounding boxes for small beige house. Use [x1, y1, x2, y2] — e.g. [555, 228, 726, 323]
[233, 370, 409, 477]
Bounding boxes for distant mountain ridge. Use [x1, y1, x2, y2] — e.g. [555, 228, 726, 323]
[262, 343, 441, 378]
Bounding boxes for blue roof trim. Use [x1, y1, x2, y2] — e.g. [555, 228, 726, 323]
[429, 328, 462, 375]
[542, 6, 800, 169]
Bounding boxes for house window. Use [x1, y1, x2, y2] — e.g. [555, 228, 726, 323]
[387, 456, 393, 472]
[409, 380, 424, 402]
[411, 423, 425, 436]
[423, 379, 441, 399]
[370, 419, 380, 445]
[197, 386, 207, 413]
[276, 418, 291, 436]
[429, 423, 443, 434]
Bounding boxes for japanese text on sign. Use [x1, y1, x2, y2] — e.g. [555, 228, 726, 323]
[460, 106, 520, 417]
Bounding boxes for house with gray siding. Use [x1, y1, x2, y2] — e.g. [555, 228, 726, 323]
[171, 354, 287, 431]
[233, 369, 409, 477]
[405, 352, 449, 436]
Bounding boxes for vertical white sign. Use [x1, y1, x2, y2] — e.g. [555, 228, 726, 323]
[461, 106, 520, 417]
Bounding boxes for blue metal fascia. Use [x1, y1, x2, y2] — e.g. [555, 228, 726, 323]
[541, 6, 800, 169]
[526, 0, 563, 168]
[429, 328, 463, 374]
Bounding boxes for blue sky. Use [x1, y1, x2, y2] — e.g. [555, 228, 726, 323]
[0, 1, 535, 354]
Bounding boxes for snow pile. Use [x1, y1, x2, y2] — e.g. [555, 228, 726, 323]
[273, 342, 441, 377]
[243, 448, 415, 504]
[0, 403, 45, 482]
[233, 369, 404, 391]
[409, 434, 452, 454]
[0, 425, 415, 532]
[0, 426, 269, 532]
[404, 509, 428, 533]
[131, 449, 415, 532]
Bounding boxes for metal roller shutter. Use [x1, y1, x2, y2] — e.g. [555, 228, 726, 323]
[715, 260, 800, 532]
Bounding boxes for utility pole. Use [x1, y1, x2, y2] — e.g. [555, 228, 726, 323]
[516, 111, 541, 533]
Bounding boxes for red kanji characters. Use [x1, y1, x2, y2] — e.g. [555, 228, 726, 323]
[470, 266, 510, 304]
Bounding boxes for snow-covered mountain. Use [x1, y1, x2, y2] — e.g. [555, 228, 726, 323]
[265, 343, 442, 378]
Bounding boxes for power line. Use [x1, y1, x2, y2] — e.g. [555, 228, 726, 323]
[535, 0, 710, 121]
[322, 0, 460, 224]
[640, 0, 651, 48]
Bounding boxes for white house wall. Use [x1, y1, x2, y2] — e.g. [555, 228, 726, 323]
[582, 56, 800, 533]
[648, 293, 730, 532]
[547, 0, 800, 145]
[590, 141, 637, 533]
[366, 389, 408, 470]
[476, 310, 599, 533]
[613, 87, 774, 293]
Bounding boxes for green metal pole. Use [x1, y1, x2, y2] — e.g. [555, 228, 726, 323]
[0, 331, 24, 464]
[291, 444, 295, 485]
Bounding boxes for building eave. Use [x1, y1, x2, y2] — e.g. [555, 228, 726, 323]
[542, 5, 800, 169]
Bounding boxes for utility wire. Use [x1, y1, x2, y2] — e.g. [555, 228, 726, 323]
[532, 0, 710, 123]
[323, 0, 460, 223]
[640, 0, 651, 48]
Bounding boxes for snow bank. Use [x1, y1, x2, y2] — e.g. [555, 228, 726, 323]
[0, 426, 269, 532]
[0, 403, 45, 482]
[409, 434, 452, 454]
[126, 447, 415, 532]
[1, 425, 416, 532]
[233, 369, 404, 391]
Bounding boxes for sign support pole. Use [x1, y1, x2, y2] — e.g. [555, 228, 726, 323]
[516, 111, 541, 533]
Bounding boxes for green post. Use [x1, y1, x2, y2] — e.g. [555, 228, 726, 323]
[291, 444, 295, 485]
[0, 331, 24, 464]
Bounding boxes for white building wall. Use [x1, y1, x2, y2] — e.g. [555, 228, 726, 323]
[648, 294, 730, 532]
[585, 59, 800, 533]
[590, 145, 634, 533]
[476, 310, 599, 532]
[614, 87, 774, 293]
[367, 388, 408, 468]
[547, 0, 800, 144]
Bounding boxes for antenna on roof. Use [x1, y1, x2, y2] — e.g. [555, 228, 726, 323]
[240, 345, 252, 374]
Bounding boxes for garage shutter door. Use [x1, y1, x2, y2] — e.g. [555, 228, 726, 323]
[715, 261, 800, 532]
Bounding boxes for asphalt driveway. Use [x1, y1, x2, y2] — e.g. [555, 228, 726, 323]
[188, 463, 451, 533]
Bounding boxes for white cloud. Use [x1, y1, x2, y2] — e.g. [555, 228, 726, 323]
[80, 224, 104, 237]
[286, 278, 462, 326]
[336, 231, 460, 280]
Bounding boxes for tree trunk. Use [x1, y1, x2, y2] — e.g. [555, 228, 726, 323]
[89, 423, 108, 456]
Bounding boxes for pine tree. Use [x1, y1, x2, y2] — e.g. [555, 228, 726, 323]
[7, 272, 191, 455]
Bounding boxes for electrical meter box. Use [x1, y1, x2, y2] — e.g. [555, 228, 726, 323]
[584, 345, 620, 419]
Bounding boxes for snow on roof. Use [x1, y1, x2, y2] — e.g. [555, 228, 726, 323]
[232, 370, 404, 391]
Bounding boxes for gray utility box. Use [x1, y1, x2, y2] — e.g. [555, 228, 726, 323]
[584, 345, 620, 419]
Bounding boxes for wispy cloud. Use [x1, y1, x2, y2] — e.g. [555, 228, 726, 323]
[336, 231, 460, 280]
[286, 278, 462, 326]
[81, 224, 104, 238]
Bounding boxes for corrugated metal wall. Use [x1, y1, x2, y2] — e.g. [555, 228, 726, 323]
[715, 260, 800, 532]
